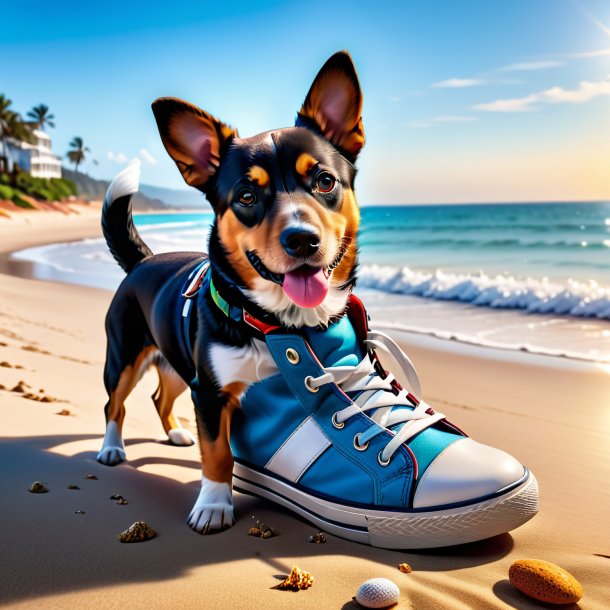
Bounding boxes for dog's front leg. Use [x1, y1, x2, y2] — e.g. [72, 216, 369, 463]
[187, 381, 245, 534]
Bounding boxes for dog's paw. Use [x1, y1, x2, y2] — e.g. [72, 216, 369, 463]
[187, 476, 234, 534]
[168, 428, 195, 446]
[97, 446, 126, 466]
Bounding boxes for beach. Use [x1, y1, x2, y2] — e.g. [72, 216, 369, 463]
[0, 211, 609, 609]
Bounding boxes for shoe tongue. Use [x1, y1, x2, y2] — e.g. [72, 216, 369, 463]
[304, 316, 363, 367]
[282, 266, 329, 308]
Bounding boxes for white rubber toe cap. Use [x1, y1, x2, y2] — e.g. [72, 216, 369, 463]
[412, 438, 526, 509]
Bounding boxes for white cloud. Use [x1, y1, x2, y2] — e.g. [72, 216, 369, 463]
[139, 148, 157, 164]
[569, 47, 610, 58]
[431, 78, 482, 89]
[107, 151, 128, 163]
[474, 76, 610, 112]
[499, 60, 563, 72]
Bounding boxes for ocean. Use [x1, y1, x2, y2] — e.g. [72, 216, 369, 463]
[12, 202, 610, 363]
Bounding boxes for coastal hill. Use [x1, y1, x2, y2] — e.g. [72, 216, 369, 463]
[62, 167, 208, 211]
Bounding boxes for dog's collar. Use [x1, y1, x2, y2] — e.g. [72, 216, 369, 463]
[182, 261, 281, 337]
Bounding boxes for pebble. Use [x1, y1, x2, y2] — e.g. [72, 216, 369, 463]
[67, 484, 80, 490]
[355, 578, 400, 609]
[278, 566, 314, 590]
[509, 559, 583, 605]
[84, 474, 98, 480]
[29, 481, 48, 493]
[117, 521, 156, 543]
[398, 563, 412, 574]
[306, 532, 326, 543]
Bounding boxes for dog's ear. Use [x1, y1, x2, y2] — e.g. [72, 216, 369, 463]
[152, 97, 237, 191]
[296, 50, 365, 160]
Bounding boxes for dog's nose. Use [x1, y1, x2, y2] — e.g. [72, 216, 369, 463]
[280, 227, 320, 258]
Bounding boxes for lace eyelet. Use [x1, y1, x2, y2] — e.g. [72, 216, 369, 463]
[285, 348, 300, 365]
[353, 433, 369, 451]
[331, 413, 344, 429]
[304, 376, 319, 393]
[377, 450, 391, 466]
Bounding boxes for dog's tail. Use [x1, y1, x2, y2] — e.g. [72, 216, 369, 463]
[101, 159, 152, 273]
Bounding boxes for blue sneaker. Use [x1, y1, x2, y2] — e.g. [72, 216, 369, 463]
[231, 297, 538, 549]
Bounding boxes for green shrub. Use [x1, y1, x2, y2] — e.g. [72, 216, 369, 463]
[0, 184, 14, 200]
[12, 193, 34, 209]
[0, 174, 10, 185]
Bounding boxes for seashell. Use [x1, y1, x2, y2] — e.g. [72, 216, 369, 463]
[67, 484, 80, 490]
[278, 566, 314, 590]
[84, 474, 98, 480]
[116, 498, 128, 505]
[306, 532, 326, 543]
[117, 521, 156, 543]
[355, 578, 400, 608]
[509, 559, 583, 605]
[398, 563, 412, 574]
[248, 527, 262, 537]
[29, 481, 48, 493]
[261, 529, 273, 539]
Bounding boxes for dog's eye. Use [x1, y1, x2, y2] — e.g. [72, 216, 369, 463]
[237, 189, 256, 207]
[316, 172, 336, 193]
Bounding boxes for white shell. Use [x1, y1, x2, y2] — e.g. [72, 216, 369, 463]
[355, 578, 400, 608]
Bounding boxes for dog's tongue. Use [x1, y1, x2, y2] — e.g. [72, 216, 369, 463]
[282, 266, 329, 308]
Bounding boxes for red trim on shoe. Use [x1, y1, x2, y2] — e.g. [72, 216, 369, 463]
[346, 294, 369, 343]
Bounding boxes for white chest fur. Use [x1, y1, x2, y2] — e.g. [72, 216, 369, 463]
[208, 339, 279, 389]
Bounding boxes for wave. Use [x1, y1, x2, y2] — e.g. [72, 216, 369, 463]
[358, 264, 610, 320]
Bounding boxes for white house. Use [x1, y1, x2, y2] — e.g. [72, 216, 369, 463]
[5, 129, 62, 179]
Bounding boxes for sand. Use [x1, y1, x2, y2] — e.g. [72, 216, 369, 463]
[0, 211, 608, 609]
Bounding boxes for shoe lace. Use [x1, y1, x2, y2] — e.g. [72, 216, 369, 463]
[307, 330, 446, 465]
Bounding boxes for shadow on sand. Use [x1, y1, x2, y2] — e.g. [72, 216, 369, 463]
[0, 433, 514, 605]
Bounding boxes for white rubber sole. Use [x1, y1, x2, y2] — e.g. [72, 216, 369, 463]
[233, 462, 539, 549]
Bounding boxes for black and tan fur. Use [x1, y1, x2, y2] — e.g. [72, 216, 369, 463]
[98, 51, 366, 533]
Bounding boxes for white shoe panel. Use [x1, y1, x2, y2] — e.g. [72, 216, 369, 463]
[412, 438, 525, 509]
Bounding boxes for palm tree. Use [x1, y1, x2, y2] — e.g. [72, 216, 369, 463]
[66, 136, 89, 173]
[0, 95, 34, 172]
[27, 104, 55, 130]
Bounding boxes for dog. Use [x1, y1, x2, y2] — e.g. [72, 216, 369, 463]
[98, 50, 365, 533]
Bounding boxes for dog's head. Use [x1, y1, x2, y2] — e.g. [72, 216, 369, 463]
[152, 51, 364, 328]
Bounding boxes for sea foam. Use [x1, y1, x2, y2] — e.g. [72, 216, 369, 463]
[358, 264, 610, 320]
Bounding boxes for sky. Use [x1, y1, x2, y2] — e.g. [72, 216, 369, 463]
[1, 0, 609, 205]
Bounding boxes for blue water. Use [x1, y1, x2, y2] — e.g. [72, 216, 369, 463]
[12, 202, 610, 321]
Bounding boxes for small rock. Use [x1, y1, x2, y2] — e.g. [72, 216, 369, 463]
[56, 409, 71, 416]
[15, 365, 24, 370]
[278, 566, 314, 591]
[117, 521, 156, 543]
[398, 563, 412, 574]
[67, 484, 80, 490]
[29, 481, 48, 493]
[509, 559, 583, 605]
[248, 517, 275, 538]
[84, 474, 98, 480]
[0, 361, 12, 368]
[355, 578, 400, 609]
[116, 498, 129, 505]
[306, 532, 326, 544]
[11, 382, 27, 393]
[248, 527, 262, 537]
[39, 396, 55, 403]
[0, 384, 5, 390]
[75, 510, 86, 514]
[110, 494, 124, 500]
